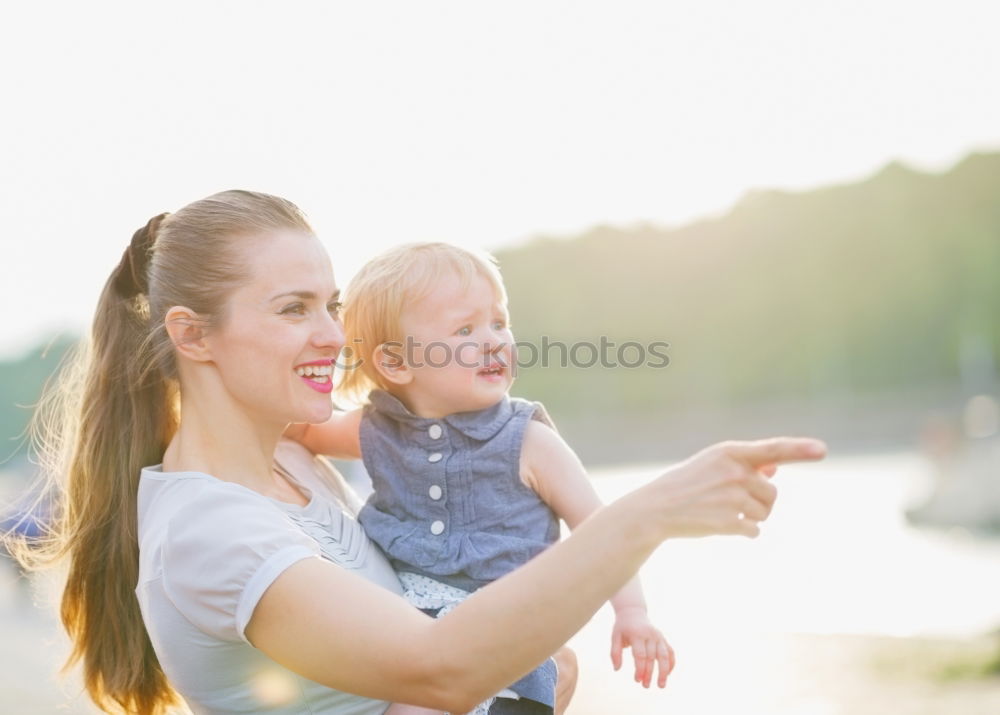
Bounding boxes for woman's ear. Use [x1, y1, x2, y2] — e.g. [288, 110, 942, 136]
[164, 306, 213, 363]
[372, 342, 413, 386]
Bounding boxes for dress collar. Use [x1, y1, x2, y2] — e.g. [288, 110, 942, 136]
[367, 389, 516, 442]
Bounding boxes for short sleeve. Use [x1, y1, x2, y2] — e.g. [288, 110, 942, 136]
[530, 401, 558, 433]
[160, 484, 321, 644]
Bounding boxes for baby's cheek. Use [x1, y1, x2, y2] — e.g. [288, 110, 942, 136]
[422, 341, 457, 368]
[499, 336, 515, 362]
[454, 341, 481, 366]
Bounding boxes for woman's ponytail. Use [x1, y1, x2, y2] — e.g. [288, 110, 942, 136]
[63, 212, 181, 713]
[17, 212, 182, 713]
[112, 213, 168, 299]
[7, 190, 313, 714]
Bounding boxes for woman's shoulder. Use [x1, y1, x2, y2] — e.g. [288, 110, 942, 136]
[138, 463, 282, 527]
[137, 461, 321, 574]
[136, 463, 317, 577]
[138, 439, 343, 516]
[136, 466, 322, 645]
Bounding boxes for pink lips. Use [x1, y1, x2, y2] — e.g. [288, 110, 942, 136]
[295, 358, 334, 394]
[477, 364, 507, 383]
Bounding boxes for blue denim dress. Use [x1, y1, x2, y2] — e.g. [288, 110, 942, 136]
[358, 389, 560, 709]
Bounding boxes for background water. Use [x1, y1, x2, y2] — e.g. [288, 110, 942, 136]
[2, 450, 999, 713]
[565, 450, 1000, 713]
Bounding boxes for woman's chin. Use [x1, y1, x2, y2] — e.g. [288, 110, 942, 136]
[290, 402, 334, 427]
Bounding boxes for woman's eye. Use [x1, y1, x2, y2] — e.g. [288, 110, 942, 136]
[280, 303, 306, 315]
[328, 301, 343, 316]
[456, 326, 472, 337]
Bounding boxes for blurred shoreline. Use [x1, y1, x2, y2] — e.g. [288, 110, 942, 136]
[549, 382, 971, 466]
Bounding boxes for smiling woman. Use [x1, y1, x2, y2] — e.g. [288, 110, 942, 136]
[4, 189, 826, 715]
[158, 226, 345, 430]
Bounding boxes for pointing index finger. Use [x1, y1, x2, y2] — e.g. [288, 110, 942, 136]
[727, 437, 827, 467]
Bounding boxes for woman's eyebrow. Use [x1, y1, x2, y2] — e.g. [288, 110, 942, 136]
[270, 289, 341, 302]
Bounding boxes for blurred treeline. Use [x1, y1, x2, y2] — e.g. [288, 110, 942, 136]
[2, 153, 998, 465]
[0, 335, 76, 468]
[499, 153, 999, 459]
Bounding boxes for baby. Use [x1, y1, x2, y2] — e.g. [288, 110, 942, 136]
[293, 242, 673, 714]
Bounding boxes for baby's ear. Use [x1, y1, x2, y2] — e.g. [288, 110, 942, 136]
[372, 341, 413, 386]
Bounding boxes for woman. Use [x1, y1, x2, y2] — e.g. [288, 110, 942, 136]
[11, 190, 825, 714]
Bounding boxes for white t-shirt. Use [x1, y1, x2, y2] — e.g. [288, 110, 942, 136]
[135, 440, 403, 715]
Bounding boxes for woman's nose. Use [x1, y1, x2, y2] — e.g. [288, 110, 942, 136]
[312, 311, 345, 353]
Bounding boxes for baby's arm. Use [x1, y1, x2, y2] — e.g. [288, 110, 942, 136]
[283, 408, 364, 459]
[521, 420, 676, 689]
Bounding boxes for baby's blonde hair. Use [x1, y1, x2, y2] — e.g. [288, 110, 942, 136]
[338, 242, 507, 403]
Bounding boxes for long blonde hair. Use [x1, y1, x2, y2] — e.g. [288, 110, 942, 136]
[6, 190, 312, 714]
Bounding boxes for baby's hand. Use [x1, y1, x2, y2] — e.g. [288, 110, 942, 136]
[611, 607, 675, 688]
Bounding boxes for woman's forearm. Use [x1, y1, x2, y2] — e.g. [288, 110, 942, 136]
[414, 437, 826, 708]
[250, 438, 823, 711]
[244, 496, 657, 714]
[415, 489, 660, 708]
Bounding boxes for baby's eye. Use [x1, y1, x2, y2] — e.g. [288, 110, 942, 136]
[491, 320, 507, 330]
[280, 303, 306, 316]
[328, 301, 343, 317]
[456, 326, 472, 337]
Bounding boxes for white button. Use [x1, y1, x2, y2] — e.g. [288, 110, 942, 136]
[428, 424, 443, 439]
[429, 485, 443, 500]
[430, 520, 445, 535]
[428, 452, 443, 463]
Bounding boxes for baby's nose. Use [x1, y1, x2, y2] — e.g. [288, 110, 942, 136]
[483, 341, 508, 363]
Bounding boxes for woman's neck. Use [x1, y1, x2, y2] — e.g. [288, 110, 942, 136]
[162, 382, 282, 494]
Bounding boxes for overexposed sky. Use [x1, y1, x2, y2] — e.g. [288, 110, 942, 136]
[2, 0, 998, 358]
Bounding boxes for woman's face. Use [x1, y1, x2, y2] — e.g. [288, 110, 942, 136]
[205, 229, 344, 427]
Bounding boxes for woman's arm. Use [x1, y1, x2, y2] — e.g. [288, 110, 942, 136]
[247, 437, 826, 713]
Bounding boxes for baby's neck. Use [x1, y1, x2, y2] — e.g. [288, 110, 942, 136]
[386, 386, 508, 419]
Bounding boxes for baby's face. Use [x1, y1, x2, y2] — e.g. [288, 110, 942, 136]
[394, 270, 514, 417]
